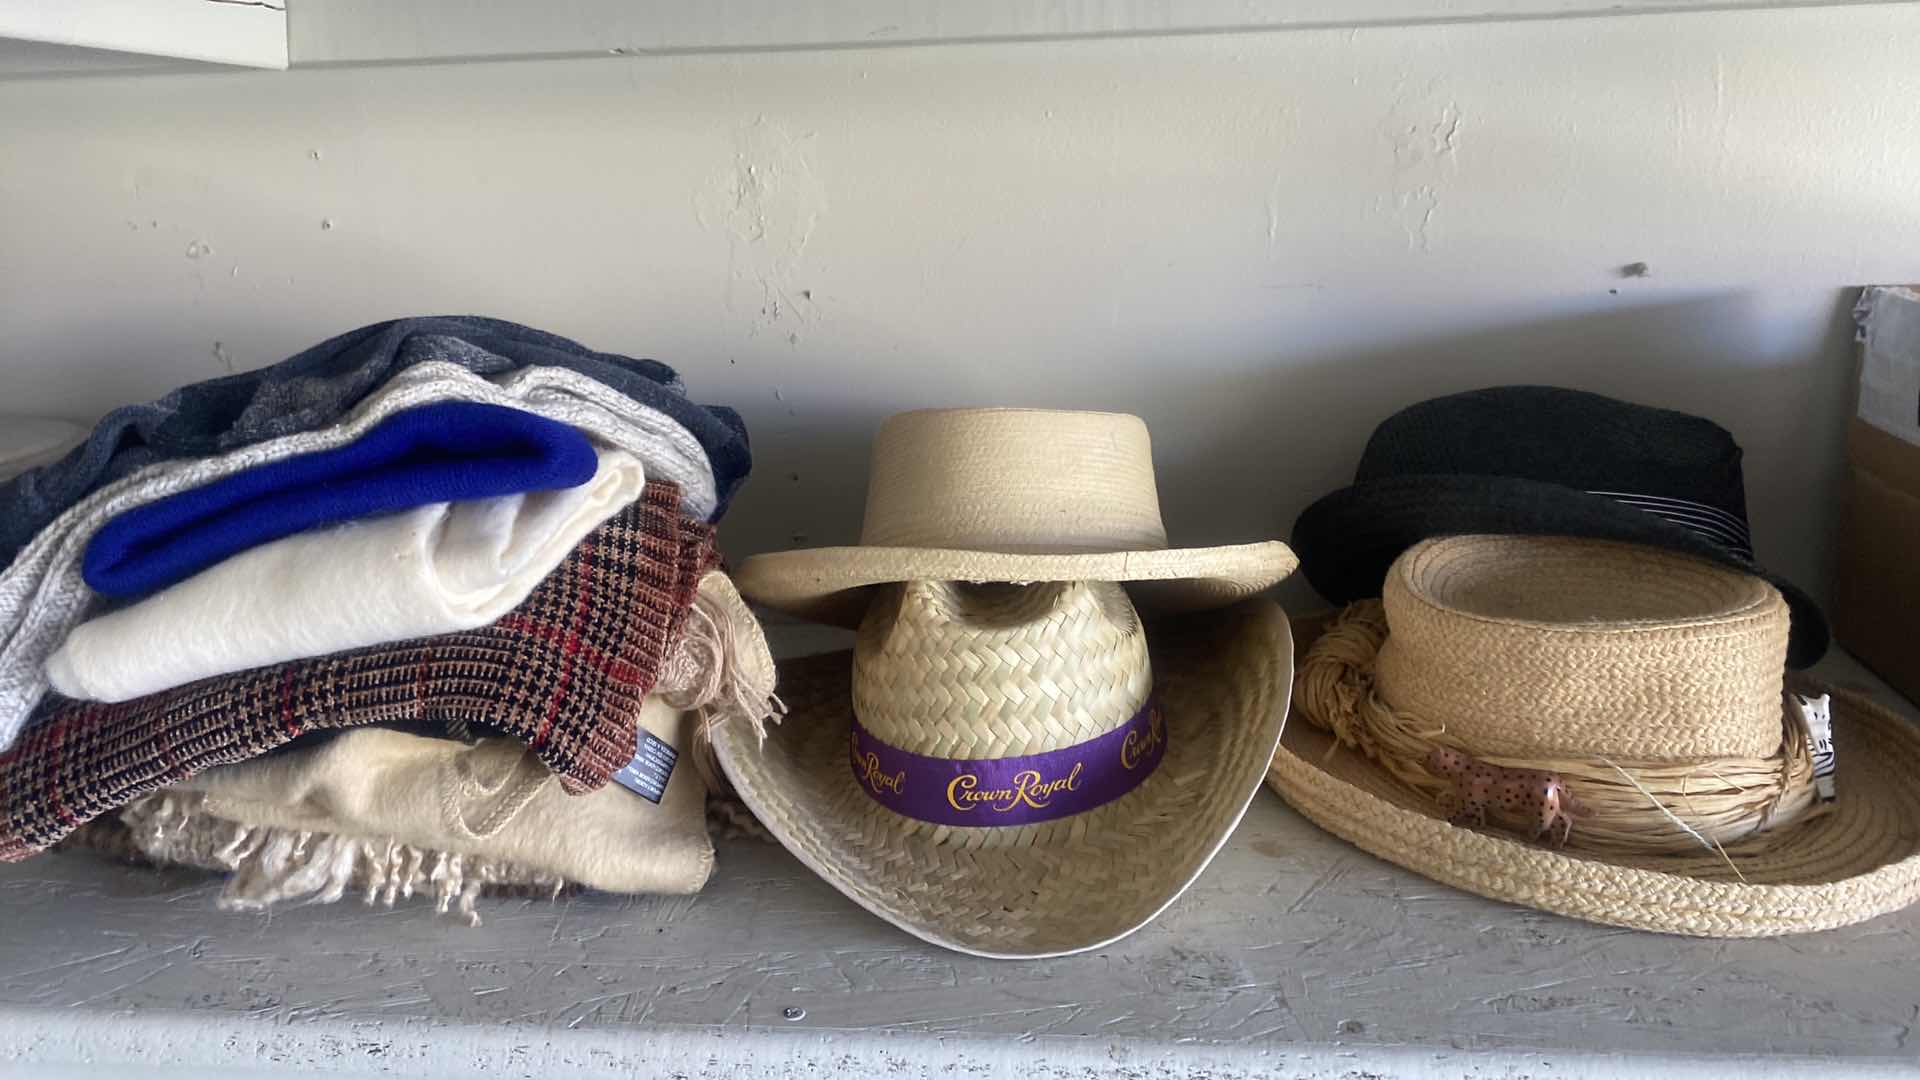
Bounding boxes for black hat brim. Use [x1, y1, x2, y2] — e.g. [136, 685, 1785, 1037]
[1291, 472, 1829, 669]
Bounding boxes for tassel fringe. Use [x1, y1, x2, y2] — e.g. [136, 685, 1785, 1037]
[658, 574, 785, 797]
[119, 791, 567, 926]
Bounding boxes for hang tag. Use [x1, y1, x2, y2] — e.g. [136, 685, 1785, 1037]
[1796, 693, 1836, 803]
[612, 730, 679, 804]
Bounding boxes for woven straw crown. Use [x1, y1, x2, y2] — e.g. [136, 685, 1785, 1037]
[1377, 535, 1790, 762]
[859, 409, 1168, 553]
[852, 580, 1151, 760]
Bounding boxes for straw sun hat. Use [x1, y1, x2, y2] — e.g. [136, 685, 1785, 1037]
[718, 408, 1297, 957]
[1269, 534, 1920, 937]
[735, 408, 1298, 627]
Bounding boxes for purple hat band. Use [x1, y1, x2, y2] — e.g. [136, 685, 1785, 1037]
[848, 697, 1166, 828]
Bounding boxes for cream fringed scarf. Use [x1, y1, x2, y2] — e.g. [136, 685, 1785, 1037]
[114, 789, 570, 925]
[68, 573, 779, 924]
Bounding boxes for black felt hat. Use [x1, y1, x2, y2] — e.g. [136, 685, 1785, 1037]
[1291, 385, 1829, 668]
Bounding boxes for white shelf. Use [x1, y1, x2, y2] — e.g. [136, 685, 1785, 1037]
[0, 0, 285, 74]
[0, 648, 1914, 1078]
[0, 1, 1901, 79]
[282, 1, 1905, 66]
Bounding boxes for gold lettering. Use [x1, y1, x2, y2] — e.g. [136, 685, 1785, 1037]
[995, 771, 1040, 811]
[1121, 705, 1166, 770]
[850, 736, 905, 796]
[945, 763, 1087, 813]
[946, 773, 980, 811]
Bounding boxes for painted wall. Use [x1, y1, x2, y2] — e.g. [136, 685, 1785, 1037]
[4, 4, 1918, 609]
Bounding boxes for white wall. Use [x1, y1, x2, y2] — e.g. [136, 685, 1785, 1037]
[4, 4, 1919, 608]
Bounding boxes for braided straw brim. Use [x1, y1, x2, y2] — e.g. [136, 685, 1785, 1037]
[712, 599, 1293, 958]
[736, 541, 1297, 628]
[1268, 664, 1920, 936]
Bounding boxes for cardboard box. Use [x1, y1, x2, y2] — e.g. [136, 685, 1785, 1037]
[1835, 286, 1920, 703]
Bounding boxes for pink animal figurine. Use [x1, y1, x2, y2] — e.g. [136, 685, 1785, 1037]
[1426, 746, 1575, 846]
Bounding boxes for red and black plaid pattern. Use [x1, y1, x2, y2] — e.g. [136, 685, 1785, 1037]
[0, 481, 718, 861]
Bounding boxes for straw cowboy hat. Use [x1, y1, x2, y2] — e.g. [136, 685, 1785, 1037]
[735, 408, 1298, 627]
[718, 408, 1297, 957]
[1269, 534, 1920, 937]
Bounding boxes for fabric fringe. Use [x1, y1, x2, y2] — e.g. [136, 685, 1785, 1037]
[658, 575, 785, 797]
[118, 791, 567, 926]
[65, 786, 776, 923]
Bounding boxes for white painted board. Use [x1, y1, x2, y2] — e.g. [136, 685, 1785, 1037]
[288, 0, 1904, 65]
[0, 649, 1915, 1078]
[0, 0, 287, 70]
[0, 0, 1905, 78]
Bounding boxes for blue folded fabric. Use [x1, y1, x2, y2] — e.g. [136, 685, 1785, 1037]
[82, 402, 598, 598]
[0, 315, 752, 569]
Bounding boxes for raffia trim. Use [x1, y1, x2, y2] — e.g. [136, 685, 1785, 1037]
[1294, 600, 1823, 856]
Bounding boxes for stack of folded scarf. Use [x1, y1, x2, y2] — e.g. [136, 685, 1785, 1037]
[0, 317, 776, 922]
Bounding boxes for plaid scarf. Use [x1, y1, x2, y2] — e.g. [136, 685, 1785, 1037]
[0, 481, 717, 861]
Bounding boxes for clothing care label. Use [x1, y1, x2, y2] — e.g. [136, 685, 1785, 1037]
[1796, 693, 1837, 803]
[613, 730, 679, 804]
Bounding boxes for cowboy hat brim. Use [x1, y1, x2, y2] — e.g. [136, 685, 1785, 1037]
[1291, 473, 1828, 667]
[711, 598, 1293, 958]
[1266, 617, 1920, 937]
[735, 541, 1298, 629]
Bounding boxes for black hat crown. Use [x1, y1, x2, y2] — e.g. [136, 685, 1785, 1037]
[1293, 385, 1826, 667]
[1356, 386, 1754, 559]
